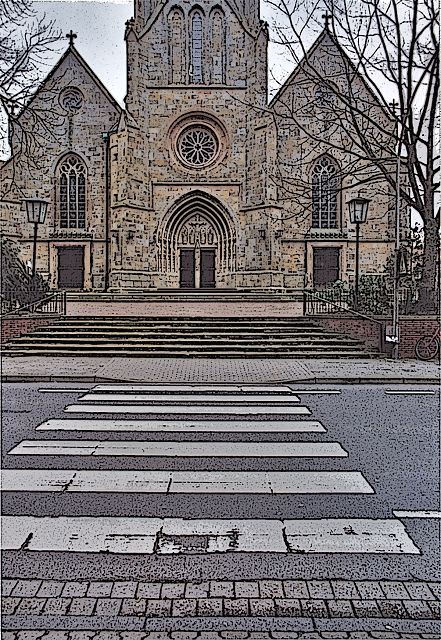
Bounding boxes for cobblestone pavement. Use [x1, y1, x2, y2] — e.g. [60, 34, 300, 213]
[2, 579, 440, 635]
[3, 579, 440, 616]
[2, 356, 439, 383]
[2, 630, 441, 638]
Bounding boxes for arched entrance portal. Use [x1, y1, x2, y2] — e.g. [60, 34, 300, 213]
[157, 191, 236, 289]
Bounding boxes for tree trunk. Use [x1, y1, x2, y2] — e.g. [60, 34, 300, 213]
[413, 216, 440, 313]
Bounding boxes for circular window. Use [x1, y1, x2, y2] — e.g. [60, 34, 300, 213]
[314, 84, 336, 107]
[177, 126, 219, 167]
[59, 87, 84, 113]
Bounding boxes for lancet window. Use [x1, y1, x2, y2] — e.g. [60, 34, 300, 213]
[58, 155, 86, 228]
[168, 8, 185, 84]
[312, 156, 340, 228]
[211, 9, 225, 84]
[190, 10, 204, 83]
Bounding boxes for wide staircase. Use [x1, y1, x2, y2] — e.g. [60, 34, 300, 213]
[3, 316, 378, 358]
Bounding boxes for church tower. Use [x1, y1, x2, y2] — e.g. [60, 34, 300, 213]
[108, 0, 275, 290]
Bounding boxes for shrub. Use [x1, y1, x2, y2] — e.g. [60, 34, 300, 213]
[1, 237, 49, 307]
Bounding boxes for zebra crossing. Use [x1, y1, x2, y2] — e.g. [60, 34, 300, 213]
[2, 383, 420, 556]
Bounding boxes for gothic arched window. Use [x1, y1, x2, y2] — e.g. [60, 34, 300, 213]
[58, 155, 86, 228]
[190, 10, 204, 83]
[312, 156, 339, 228]
[168, 8, 185, 84]
[210, 9, 225, 84]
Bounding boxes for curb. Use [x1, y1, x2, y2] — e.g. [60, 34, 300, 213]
[1, 376, 440, 384]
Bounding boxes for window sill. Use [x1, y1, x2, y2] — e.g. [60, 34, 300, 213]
[306, 229, 347, 239]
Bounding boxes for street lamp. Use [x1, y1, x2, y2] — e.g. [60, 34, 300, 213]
[24, 197, 49, 276]
[348, 197, 370, 299]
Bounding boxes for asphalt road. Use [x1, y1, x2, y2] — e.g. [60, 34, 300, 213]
[1, 382, 440, 582]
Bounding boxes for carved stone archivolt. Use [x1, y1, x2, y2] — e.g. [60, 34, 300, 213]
[178, 214, 216, 247]
[157, 192, 236, 276]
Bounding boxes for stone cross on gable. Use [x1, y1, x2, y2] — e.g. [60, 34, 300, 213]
[322, 11, 331, 30]
[389, 98, 399, 115]
[66, 30, 77, 47]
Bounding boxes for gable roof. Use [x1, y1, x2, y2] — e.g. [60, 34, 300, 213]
[269, 28, 393, 121]
[17, 44, 123, 119]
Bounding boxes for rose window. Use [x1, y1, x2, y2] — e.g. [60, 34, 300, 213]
[60, 87, 84, 113]
[177, 127, 218, 166]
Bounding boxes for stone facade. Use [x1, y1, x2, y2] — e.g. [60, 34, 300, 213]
[0, 1, 407, 292]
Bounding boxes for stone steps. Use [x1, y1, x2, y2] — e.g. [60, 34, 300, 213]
[66, 291, 304, 303]
[3, 316, 377, 358]
[3, 349, 375, 358]
[11, 334, 361, 344]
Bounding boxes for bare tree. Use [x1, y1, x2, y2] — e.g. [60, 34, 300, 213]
[267, 0, 439, 311]
[0, 0, 63, 196]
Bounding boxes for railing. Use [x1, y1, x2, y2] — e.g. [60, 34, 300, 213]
[0, 291, 67, 318]
[304, 289, 352, 315]
[304, 288, 412, 316]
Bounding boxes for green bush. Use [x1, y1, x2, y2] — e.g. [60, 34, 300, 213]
[1, 237, 49, 307]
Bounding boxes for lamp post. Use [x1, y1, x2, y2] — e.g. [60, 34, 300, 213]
[348, 197, 370, 300]
[24, 197, 49, 276]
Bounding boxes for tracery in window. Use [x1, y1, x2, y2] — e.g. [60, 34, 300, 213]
[168, 8, 185, 84]
[210, 9, 225, 84]
[190, 10, 203, 83]
[177, 126, 218, 166]
[311, 156, 339, 228]
[58, 155, 86, 229]
[59, 87, 84, 113]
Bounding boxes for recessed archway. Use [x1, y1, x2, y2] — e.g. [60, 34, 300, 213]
[157, 191, 236, 288]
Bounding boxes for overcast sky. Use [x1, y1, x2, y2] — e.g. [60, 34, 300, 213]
[34, 1, 133, 105]
[33, 0, 295, 106]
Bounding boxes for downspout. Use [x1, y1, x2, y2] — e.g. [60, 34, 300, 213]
[102, 131, 111, 291]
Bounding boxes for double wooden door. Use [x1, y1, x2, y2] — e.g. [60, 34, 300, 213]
[179, 249, 215, 289]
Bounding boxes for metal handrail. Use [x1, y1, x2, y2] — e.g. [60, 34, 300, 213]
[303, 289, 383, 324]
[0, 291, 66, 318]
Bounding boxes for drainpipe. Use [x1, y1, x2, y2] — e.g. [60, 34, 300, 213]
[102, 131, 110, 291]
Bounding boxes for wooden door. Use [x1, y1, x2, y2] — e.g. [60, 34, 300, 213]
[179, 249, 195, 288]
[57, 246, 84, 289]
[200, 249, 215, 289]
[313, 247, 340, 288]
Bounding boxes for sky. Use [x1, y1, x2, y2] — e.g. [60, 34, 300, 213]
[34, 0, 134, 106]
[33, 0, 296, 107]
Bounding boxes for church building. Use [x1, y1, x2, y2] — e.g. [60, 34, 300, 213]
[0, 0, 401, 293]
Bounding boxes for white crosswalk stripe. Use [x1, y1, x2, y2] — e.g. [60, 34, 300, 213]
[8, 439, 348, 458]
[2, 515, 419, 554]
[92, 384, 297, 394]
[78, 393, 301, 404]
[3, 383, 421, 556]
[1, 469, 373, 494]
[35, 418, 326, 433]
[64, 404, 310, 415]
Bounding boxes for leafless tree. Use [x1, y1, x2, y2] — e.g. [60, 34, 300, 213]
[266, 0, 439, 311]
[0, 0, 63, 196]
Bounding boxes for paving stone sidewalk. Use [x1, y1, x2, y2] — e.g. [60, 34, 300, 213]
[1, 356, 439, 383]
[2, 579, 440, 636]
[2, 631, 441, 639]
